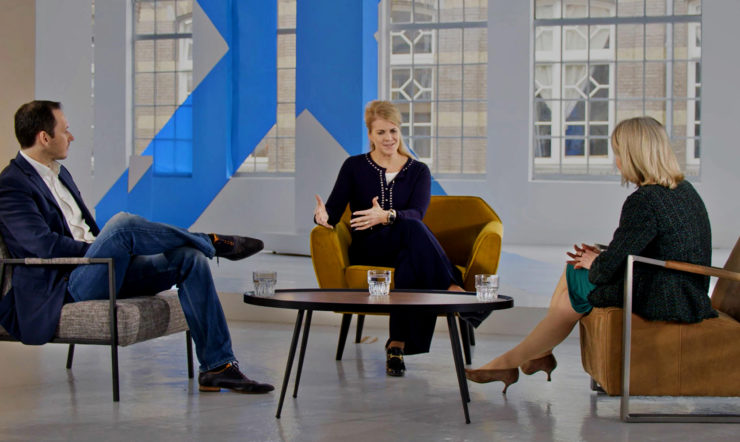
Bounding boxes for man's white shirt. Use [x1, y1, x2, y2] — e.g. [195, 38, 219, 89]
[20, 150, 96, 243]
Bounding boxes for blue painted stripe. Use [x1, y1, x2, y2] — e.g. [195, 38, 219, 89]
[296, 0, 378, 156]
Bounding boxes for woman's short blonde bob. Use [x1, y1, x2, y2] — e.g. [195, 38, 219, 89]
[611, 116, 684, 189]
[364, 100, 412, 158]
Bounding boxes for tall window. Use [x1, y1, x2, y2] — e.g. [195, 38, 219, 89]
[533, 0, 702, 179]
[133, 0, 193, 175]
[237, 0, 296, 173]
[384, 0, 488, 175]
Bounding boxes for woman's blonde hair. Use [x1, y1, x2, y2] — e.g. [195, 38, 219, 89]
[365, 100, 412, 157]
[611, 116, 684, 189]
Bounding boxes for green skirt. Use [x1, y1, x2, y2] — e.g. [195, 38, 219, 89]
[565, 264, 595, 314]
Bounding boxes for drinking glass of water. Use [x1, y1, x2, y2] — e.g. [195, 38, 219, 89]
[475, 274, 499, 301]
[253, 271, 277, 297]
[367, 270, 391, 297]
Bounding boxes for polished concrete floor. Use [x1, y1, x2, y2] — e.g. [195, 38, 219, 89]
[1, 247, 737, 441]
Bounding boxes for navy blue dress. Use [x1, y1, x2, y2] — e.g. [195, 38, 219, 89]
[323, 153, 462, 354]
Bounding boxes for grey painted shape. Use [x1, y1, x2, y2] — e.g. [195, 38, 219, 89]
[35, 0, 94, 206]
[294, 109, 350, 239]
[192, 0, 228, 91]
[190, 176, 295, 245]
[128, 154, 152, 192]
[92, 0, 130, 209]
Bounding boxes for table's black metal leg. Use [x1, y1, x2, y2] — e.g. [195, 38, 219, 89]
[458, 316, 472, 365]
[277, 309, 305, 419]
[447, 313, 471, 424]
[293, 310, 313, 398]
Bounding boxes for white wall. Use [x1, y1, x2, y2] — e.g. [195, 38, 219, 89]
[37, 0, 739, 252]
[35, 0, 94, 203]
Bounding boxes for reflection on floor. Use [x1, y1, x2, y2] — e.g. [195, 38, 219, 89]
[0, 246, 736, 440]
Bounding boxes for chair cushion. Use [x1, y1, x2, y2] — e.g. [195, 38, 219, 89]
[55, 290, 188, 346]
[0, 291, 188, 347]
[345, 265, 395, 289]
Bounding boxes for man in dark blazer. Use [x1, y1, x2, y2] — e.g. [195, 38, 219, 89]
[0, 100, 273, 394]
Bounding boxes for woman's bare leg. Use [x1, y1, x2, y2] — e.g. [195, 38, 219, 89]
[474, 268, 584, 370]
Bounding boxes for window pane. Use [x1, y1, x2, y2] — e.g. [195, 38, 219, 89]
[135, 40, 155, 72]
[135, 73, 154, 105]
[564, 1, 588, 19]
[463, 64, 486, 100]
[277, 34, 295, 69]
[463, 101, 486, 137]
[617, 0, 644, 17]
[462, 138, 486, 173]
[439, 0, 464, 22]
[534, 0, 559, 19]
[645, 0, 666, 16]
[437, 101, 462, 137]
[277, 0, 296, 29]
[617, 24, 644, 61]
[463, 28, 487, 63]
[437, 65, 462, 100]
[437, 138, 461, 173]
[438, 28, 463, 64]
[645, 23, 667, 60]
[464, 0, 487, 22]
[616, 62, 644, 99]
[391, 0, 412, 23]
[644, 62, 666, 98]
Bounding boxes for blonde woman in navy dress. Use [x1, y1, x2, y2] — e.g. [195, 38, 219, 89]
[313, 100, 465, 377]
[465, 117, 715, 393]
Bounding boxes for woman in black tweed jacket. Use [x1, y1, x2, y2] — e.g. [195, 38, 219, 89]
[465, 117, 717, 392]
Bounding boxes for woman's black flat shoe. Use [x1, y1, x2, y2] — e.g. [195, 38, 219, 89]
[386, 347, 406, 377]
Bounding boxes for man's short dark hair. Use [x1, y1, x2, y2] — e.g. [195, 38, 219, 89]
[14, 100, 62, 148]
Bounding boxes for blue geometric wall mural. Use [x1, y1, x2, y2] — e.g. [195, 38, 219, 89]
[96, 0, 277, 227]
[96, 0, 444, 229]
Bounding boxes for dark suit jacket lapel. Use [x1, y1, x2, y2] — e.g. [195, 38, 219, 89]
[13, 154, 67, 223]
[13, 153, 100, 236]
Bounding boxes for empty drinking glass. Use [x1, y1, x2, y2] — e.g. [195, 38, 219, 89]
[475, 274, 499, 301]
[367, 270, 391, 297]
[253, 271, 277, 297]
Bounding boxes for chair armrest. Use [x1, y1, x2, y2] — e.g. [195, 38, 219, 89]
[310, 223, 352, 288]
[1, 257, 112, 265]
[462, 220, 504, 291]
[0, 256, 120, 345]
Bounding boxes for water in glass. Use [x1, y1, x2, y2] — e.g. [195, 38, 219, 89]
[367, 270, 391, 296]
[475, 274, 499, 301]
[253, 271, 277, 297]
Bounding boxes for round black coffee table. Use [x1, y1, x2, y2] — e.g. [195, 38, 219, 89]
[244, 288, 513, 423]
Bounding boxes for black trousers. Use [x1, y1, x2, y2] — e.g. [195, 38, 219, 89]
[350, 218, 462, 355]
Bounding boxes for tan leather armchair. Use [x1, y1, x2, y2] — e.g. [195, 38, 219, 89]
[310, 195, 503, 362]
[579, 237, 740, 422]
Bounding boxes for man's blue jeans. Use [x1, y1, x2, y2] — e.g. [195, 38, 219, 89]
[67, 212, 235, 371]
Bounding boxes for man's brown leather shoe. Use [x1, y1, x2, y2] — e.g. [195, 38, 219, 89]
[198, 363, 274, 394]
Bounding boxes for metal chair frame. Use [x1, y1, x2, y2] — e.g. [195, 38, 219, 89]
[621, 255, 740, 423]
[0, 257, 194, 402]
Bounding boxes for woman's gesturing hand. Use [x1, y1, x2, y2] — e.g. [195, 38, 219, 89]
[350, 197, 387, 231]
[566, 243, 600, 270]
[313, 194, 332, 228]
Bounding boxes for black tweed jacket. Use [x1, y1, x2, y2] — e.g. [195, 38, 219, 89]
[587, 181, 717, 323]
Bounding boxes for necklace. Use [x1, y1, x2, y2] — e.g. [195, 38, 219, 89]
[364, 153, 413, 210]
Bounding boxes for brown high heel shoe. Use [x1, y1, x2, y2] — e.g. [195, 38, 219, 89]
[464, 368, 519, 394]
[520, 354, 557, 381]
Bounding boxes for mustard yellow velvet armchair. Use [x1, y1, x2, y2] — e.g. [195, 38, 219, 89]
[310, 195, 503, 361]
